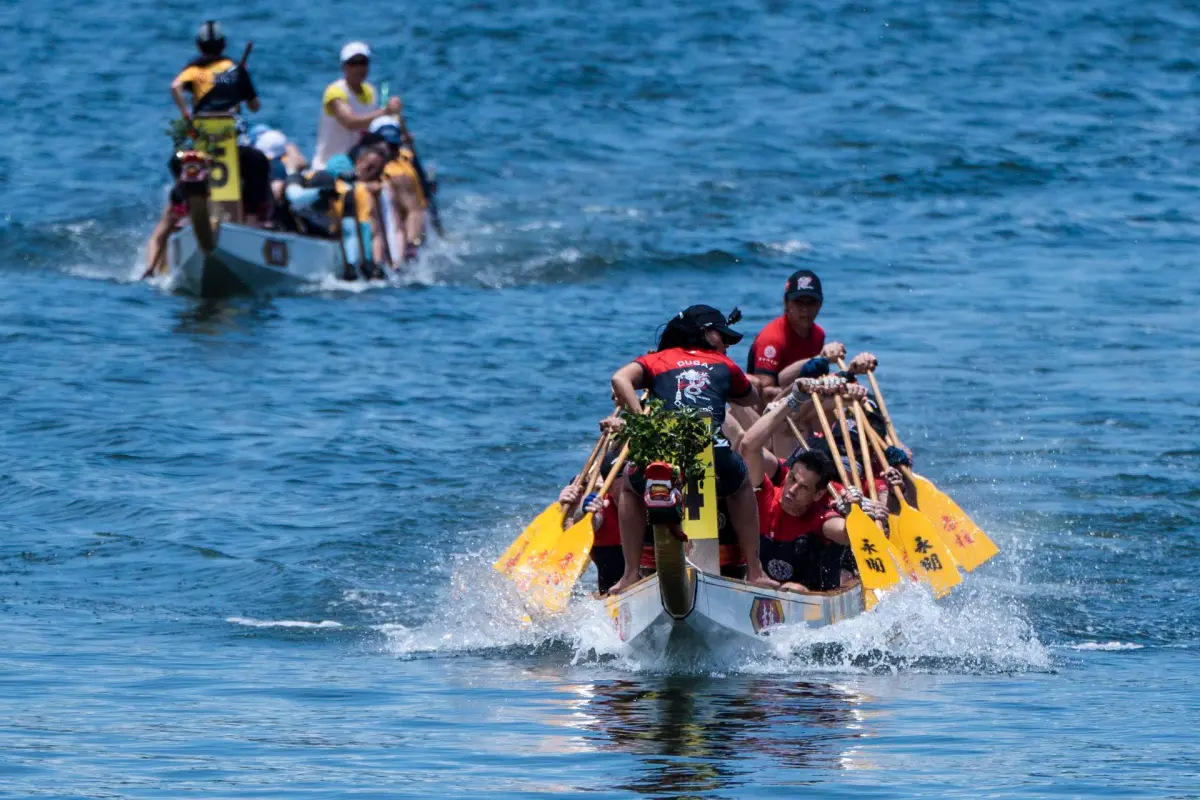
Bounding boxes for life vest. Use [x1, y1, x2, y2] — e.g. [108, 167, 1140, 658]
[286, 170, 373, 236]
[174, 56, 255, 114]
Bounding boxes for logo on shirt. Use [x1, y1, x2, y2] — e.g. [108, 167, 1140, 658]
[674, 368, 712, 408]
[763, 345, 777, 359]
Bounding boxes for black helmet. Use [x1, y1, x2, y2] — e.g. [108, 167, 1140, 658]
[195, 20, 226, 53]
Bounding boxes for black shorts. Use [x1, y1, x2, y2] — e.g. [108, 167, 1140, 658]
[760, 536, 847, 590]
[591, 545, 624, 594]
[626, 443, 747, 499]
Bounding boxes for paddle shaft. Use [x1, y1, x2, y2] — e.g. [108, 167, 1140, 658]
[852, 401, 879, 503]
[865, 370, 901, 447]
[832, 395, 862, 492]
[560, 431, 610, 523]
[810, 392, 852, 489]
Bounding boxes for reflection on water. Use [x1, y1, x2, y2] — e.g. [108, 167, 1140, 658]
[172, 296, 280, 335]
[563, 675, 875, 796]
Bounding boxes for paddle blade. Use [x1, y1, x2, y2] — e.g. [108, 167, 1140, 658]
[846, 507, 903, 593]
[893, 502, 962, 598]
[493, 503, 560, 575]
[520, 514, 595, 615]
[911, 474, 1000, 572]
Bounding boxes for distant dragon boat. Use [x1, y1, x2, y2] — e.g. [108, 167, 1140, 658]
[165, 114, 415, 298]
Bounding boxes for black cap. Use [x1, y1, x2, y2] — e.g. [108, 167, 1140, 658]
[680, 304, 743, 345]
[785, 269, 823, 302]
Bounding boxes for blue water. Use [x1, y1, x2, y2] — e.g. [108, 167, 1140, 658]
[2, 0, 1199, 796]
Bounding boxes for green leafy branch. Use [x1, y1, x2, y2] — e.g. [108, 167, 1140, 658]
[614, 399, 711, 487]
[165, 117, 237, 154]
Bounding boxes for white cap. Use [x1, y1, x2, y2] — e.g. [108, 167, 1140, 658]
[368, 115, 400, 133]
[254, 129, 288, 160]
[339, 41, 371, 63]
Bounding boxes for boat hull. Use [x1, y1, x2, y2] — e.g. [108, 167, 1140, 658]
[604, 569, 864, 652]
[168, 223, 347, 298]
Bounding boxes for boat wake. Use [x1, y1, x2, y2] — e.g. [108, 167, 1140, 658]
[367, 550, 1050, 676]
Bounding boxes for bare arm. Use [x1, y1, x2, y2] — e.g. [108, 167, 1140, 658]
[730, 383, 761, 408]
[170, 82, 192, 120]
[329, 98, 385, 132]
[822, 516, 849, 545]
[611, 362, 645, 414]
[283, 142, 308, 174]
[738, 396, 803, 490]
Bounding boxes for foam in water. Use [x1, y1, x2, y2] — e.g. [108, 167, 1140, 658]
[1066, 641, 1143, 652]
[227, 617, 344, 629]
[369, 550, 1050, 675]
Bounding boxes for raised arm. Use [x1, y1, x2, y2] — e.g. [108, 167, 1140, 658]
[738, 381, 815, 489]
[610, 361, 645, 415]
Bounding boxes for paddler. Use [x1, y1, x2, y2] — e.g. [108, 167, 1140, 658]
[170, 20, 259, 119]
[145, 21, 264, 276]
[557, 449, 624, 594]
[737, 379, 888, 590]
[604, 304, 779, 594]
[284, 146, 385, 272]
[312, 41, 403, 172]
[746, 269, 872, 400]
[367, 116, 428, 264]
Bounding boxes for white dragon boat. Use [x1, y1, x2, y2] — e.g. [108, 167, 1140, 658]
[164, 114, 421, 298]
[602, 524, 864, 653]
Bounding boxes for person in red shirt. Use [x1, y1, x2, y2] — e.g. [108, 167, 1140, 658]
[747, 269, 860, 399]
[558, 449, 624, 594]
[737, 379, 870, 591]
[606, 305, 778, 593]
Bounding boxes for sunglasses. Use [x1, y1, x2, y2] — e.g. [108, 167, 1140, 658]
[345, 57, 369, 66]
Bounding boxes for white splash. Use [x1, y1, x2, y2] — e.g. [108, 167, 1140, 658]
[226, 617, 344, 629]
[1067, 641, 1143, 652]
[368, 550, 1049, 675]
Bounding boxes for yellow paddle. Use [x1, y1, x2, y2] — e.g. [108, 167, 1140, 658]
[854, 361, 1000, 572]
[863, 422, 1000, 572]
[863, 424, 962, 598]
[808, 386, 904, 597]
[516, 441, 632, 614]
[493, 429, 609, 575]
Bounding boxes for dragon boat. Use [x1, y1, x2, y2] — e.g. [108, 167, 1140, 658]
[599, 461, 864, 653]
[165, 114, 416, 298]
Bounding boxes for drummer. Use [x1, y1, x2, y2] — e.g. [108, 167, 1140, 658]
[604, 304, 778, 594]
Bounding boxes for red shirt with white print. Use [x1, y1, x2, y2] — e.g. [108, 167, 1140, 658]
[747, 316, 826, 379]
[635, 346, 752, 428]
[756, 481, 840, 542]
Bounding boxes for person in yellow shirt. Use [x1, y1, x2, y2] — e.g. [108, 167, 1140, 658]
[170, 20, 259, 119]
[312, 41, 402, 171]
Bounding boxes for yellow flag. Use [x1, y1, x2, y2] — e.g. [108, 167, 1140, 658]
[681, 440, 718, 540]
[193, 116, 242, 203]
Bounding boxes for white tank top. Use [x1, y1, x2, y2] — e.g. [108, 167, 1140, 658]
[312, 78, 377, 170]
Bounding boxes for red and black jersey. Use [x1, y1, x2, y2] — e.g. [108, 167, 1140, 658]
[634, 347, 752, 428]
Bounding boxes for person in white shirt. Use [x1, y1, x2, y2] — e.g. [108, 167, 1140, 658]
[312, 41, 401, 171]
